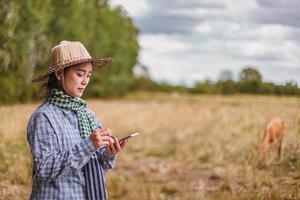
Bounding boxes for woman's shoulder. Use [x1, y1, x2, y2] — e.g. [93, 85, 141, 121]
[27, 103, 53, 130]
[33, 102, 57, 114]
[29, 102, 60, 121]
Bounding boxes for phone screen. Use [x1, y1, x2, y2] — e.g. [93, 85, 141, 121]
[119, 133, 139, 144]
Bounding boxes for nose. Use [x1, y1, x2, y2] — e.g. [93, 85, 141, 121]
[82, 77, 88, 85]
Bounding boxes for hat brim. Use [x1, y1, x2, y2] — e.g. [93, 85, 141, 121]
[32, 57, 113, 83]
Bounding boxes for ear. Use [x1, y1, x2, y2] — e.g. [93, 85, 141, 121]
[55, 70, 62, 80]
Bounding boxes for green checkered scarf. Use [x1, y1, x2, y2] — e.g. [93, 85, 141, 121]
[46, 88, 97, 138]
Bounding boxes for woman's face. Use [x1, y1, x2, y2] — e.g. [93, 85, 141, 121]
[56, 62, 93, 97]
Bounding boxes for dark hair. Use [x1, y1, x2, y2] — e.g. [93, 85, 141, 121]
[39, 73, 59, 97]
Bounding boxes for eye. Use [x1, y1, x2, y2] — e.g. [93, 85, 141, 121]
[87, 73, 92, 78]
[77, 73, 84, 77]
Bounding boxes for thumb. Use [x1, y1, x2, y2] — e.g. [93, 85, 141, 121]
[120, 139, 128, 148]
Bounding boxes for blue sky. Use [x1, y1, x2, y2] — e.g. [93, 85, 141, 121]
[110, 0, 300, 86]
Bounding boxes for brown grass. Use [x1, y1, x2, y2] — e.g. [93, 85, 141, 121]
[0, 92, 300, 200]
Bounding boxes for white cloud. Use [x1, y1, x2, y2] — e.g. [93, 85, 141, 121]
[140, 34, 189, 54]
[111, 0, 300, 85]
[194, 23, 213, 35]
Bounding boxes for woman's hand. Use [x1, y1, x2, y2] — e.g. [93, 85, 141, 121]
[90, 128, 111, 149]
[106, 129, 128, 157]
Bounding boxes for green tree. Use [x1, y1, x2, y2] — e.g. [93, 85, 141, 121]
[216, 70, 236, 94]
[191, 80, 216, 94]
[239, 67, 262, 82]
[216, 80, 236, 95]
[238, 67, 262, 93]
[0, 0, 139, 103]
[0, 0, 52, 103]
[218, 69, 233, 81]
[89, 1, 139, 97]
[282, 81, 300, 95]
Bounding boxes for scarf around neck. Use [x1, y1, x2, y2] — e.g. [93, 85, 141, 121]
[46, 88, 98, 138]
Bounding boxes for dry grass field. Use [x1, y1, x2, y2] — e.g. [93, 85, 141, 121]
[0, 92, 299, 200]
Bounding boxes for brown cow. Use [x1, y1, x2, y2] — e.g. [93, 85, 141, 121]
[258, 118, 285, 167]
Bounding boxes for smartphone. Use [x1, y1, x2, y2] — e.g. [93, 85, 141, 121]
[119, 132, 139, 144]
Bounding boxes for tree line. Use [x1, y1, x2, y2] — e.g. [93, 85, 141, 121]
[0, 0, 139, 104]
[134, 67, 300, 96]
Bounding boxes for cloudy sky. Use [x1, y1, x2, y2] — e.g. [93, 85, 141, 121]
[110, 0, 300, 86]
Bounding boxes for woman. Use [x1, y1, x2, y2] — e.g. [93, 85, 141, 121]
[27, 41, 127, 200]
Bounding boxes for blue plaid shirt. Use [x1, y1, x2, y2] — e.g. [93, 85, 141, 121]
[27, 102, 116, 200]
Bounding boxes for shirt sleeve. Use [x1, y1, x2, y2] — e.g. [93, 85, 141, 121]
[96, 148, 117, 172]
[27, 111, 97, 181]
[88, 109, 117, 171]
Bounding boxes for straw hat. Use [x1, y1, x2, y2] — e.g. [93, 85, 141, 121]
[32, 40, 113, 83]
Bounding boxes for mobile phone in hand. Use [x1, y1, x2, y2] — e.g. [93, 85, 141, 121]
[119, 133, 139, 144]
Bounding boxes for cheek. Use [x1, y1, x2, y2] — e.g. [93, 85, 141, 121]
[65, 74, 81, 87]
[74, 75, 83, 83]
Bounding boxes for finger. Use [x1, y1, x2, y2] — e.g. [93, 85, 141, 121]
[107, 128, 112, 135]
[110, 136, 120, 150]
[111, 139, 118, 153]
[99, 130, 110, 136]
[101, 136, 111, 141]
[109, 143, 117, 154]
[108, 137, 115, 144]
[95, 130, 109, 138]
[99, 141, 109, 147]
[113, 138, 122, 152]
[107, 146, 112, 155]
